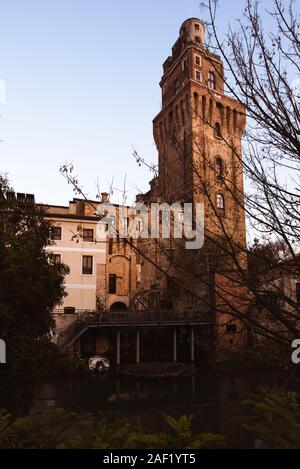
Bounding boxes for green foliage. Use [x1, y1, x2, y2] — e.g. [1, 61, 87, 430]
[59, 412, 135, 449]
[0, 409, 16, 448]
[0, 408, 79, 449]
[0, 409, 226, 449]
[0, 173, 70, 413]
[242, 387, 300, 448]
[0, 176, 69, 339]
[128, 414, 226, 449]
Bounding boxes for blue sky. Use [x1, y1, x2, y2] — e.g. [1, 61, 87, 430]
[0, 0, 275, 205]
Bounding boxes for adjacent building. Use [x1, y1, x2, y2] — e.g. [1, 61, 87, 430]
[42, 194, 140, 312]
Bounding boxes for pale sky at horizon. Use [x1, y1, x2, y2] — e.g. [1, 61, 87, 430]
[0, 0, 277, 206]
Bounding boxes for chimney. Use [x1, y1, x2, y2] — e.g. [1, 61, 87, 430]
[101, 192, 109, 203]
[76, 200, 85, 216]
[25, 194, 35, 205]
[17, 193, 26, 204]
[6, 191, 16, 202]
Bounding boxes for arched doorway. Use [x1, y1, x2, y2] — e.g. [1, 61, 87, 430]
[110, 302, 128, 311]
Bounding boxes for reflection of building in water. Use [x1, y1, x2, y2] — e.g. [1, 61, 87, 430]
[30, 373, 253, 448]
[216, 374, 253, 448]
[29, 383, 57, 414]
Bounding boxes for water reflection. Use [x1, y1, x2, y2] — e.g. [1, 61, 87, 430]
[30, 371, 258, 448]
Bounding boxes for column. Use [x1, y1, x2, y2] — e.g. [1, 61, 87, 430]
[173, 328, 177, 362]
[136, 328, 140, 364]
[191, 375, 196, 394]
[116, 329, 120, 366]
[191, 327, 195, 362]
[116, 379, 120, 401]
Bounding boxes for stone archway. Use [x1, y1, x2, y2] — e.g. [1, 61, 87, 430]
[109, 302, 128, 311]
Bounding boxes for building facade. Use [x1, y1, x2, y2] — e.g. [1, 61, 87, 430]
[43, 195, 140, 313]
[136, 18, 248, 344]
[14, 18, 250, 358]
[46, 17, 249, 352]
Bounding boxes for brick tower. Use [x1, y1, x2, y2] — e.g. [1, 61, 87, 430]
[152, 18, 248, 343]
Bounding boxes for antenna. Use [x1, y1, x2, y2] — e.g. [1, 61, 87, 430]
[111, 174, 129, 206]
[107, 175, 115, 201]
[95, 177, 101, 199]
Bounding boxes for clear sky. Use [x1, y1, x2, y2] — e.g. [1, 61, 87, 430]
[0, 0, 276, 206]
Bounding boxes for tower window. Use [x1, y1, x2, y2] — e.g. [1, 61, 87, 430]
[195, 55, 201, 66]
[82, 255, 93, 275]
[216, 193, 225, 215]
[226, 323, 237, 333]
[194, 92, 199, 114]
[174, 79, 180, 96]
[180, 100, 185, 125]
[195, 36, 201, 43]
[214, 122, 222, 138]
[208, 72, 216, 90]
[182, 57, 188, 71]
[216, 157, 223, 180]
[195, 24, 200, 31]
[162, 84, 167, 96]
[109, 274, 117, 294]
[296, 282, 300, 305]
[195, 70, 201, 81]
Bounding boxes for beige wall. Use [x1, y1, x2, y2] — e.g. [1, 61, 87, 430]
[46, 217, 106, 310]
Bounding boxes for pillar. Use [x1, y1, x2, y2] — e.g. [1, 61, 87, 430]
[116, 379, 120, 400]
[173, 328, 177, 362]
[191, 327, 195, 362]
[136, 328, 140, 364]
[116, 329, 120, 366]
[191, 375, 196, 394]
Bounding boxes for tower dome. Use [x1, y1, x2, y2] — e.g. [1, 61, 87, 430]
[180, 18, 205, 45]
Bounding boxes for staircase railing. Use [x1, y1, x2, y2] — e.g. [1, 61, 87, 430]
[54, 308, 213, 351]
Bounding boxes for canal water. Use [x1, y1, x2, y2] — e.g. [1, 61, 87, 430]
[29, 369, 289, 448]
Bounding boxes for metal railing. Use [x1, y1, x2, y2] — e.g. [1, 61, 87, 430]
[52, 308, 213, 324]
[54, 308, 213, 351]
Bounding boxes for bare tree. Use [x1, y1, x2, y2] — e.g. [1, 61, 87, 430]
[60, 0, 300, 353]
[192, 0, 300, 341]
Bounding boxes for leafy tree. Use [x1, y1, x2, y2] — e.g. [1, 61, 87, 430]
[0, 409, 226, 449]
[127, 414, 226, 449]
[0, 174, 69, 413]
[242, 387, 300, 448]
[0, 175, 68, 339]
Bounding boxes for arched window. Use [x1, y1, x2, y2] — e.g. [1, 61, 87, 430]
[208, 72, 216, 90]
[174, 79, 180, 96]
[214, 122, 222, 138]
[216, 157, 223, 179]
[216, 193, 225, 215]
[194, 92, 199, 114]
